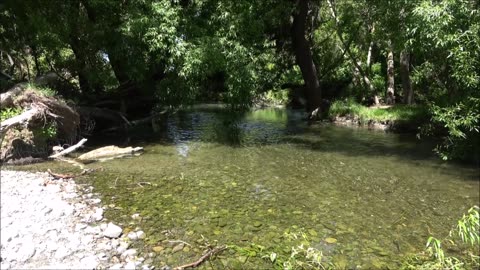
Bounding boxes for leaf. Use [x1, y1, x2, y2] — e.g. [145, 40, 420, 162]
[269, 252, 277, 263]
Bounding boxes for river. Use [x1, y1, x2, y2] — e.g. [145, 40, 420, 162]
[16, 107, 480, 269]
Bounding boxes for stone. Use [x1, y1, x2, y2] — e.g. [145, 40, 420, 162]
[136, 231, 146, 239]
[121, 249, 137, 259]
[18, 245, 36, 262]
[90, 198, 102, 205]
[325, 237, 337, 244]
[172, 243, 184, 253]
[116, 246, 127, 255]
[104, 223, 123, 238]
[131, 213, 141, 220]
[111, 239, 120, 247]
[124, 262, 136, 270]
[75, 223, 88, 231]
[127, 232, 138, 240]
[109, 263, 124, 270]
[80, 255, 98, 269]
[93, 208, 104, 221]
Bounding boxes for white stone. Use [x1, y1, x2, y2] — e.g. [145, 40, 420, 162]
[80, 255, 98, 269]
[121, 248, 137, 259]
[127, 232, 138, 240]
[100, 223, 108, 230]
[90, 198, 102, 204]
[75, 223, 88, 231]
[93, 208, 104, 221]
[109, 263, 124, 270]
[116, 246, 127, 254]
[111, 239, 120, 247]
[18, 244, 36, 262]
[136, 231, 146, 239]
[124, 262, 136, 270]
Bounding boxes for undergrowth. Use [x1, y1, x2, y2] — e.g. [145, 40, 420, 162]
[328, 99, 428, 123]
[402, 206, 480, 270]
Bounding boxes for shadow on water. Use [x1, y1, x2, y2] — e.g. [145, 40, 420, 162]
[122, 107, 470, 167]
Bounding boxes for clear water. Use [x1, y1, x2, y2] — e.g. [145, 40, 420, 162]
[15, 108, 480, 269]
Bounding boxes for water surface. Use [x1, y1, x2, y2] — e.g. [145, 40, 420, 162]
[17, 108, 480, 268]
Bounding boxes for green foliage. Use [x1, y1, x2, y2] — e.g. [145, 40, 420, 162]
[403, 206, 480, 270]
[33, 122, 57, 141]
[258, 89, 290, 106]
[27, 83, 57, 97]
[0, 107, 22, 120]
[456, 206, 480, 247]
[429, 97, 480, 161]
[229, 228, 328, 270]
[329, 99, 428, 123]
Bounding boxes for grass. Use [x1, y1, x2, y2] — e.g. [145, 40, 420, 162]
[328, 99, 429, 123]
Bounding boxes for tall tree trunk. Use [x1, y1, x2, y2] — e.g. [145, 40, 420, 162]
[81, 0, 130, 86]
[291, 0, 322, 116]
[386, 45, 395, 104]
[400, 51, 413, 104]
[366, 24, 375, 71]
[31, 45, 42, 77]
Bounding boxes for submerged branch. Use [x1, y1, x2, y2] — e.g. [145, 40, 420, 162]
[174, 246, 226, 270]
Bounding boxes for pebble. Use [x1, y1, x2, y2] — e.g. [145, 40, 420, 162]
[0, 170, 152, 270]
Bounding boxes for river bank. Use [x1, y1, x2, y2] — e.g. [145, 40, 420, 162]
[0, 170, 153, 270]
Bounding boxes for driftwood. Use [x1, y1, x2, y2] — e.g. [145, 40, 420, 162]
[49, 138, 87, 158]
[174, 246, 226, 270]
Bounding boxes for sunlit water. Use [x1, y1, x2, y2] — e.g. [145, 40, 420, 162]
[15, 108, 479, 269]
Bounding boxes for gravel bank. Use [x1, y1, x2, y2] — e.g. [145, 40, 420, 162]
[0, 170, 153, 270]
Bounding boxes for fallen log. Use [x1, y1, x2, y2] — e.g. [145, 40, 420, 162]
[49, 138, 87, 158]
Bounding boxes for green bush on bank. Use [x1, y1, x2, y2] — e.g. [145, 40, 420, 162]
[328, 99, 429, 123]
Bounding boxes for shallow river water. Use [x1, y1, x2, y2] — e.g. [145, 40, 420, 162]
[17, 108, 480, 269]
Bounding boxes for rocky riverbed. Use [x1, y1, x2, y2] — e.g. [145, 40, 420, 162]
[0, 170, 154, 270]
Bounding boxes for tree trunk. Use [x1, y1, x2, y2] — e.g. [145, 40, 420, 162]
[386, 45, 395, 105]
[291, 0, 322, 115]
[31, 45, 42, 77]
[366, 24, 375, 70]
[400, 51, 413, 104]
